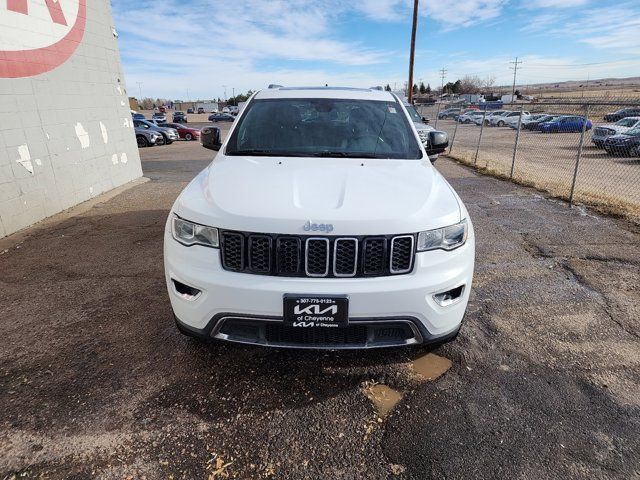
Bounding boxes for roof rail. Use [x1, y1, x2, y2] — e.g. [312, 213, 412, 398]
[268, 84, 283, 89]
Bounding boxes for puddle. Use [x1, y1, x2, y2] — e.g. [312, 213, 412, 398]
[412, 353, 452, 380]
[363, 384, 403, 416]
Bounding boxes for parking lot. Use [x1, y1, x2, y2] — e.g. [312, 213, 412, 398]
[1, 130, 639, 479]
[416, 105, 640, 221]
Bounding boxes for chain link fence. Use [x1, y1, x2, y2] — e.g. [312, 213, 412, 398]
[417, 99, 640, 221]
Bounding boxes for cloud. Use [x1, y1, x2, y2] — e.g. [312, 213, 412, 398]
[420, 0, 507, 29]
[525, 0, 590, 7]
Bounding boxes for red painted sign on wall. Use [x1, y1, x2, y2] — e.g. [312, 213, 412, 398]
[1, 0, 87, 78]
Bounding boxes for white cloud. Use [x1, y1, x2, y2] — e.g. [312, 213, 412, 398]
[421, 0, 507, 29]
[525, 0, 590, 7]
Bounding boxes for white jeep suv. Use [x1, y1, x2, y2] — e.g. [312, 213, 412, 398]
[164, 86, 475, 349]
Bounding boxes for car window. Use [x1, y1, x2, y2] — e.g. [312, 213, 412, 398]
[624, 126, 640, 135]
[404, 105, 423, 123]
[227, 98, 422, 159]
[616, 118, 638, 127]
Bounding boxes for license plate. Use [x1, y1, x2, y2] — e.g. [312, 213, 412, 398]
[283, 295, 349, 328]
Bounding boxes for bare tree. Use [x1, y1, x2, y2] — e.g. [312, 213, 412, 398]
[458, 75, 483, 94]
[482, 75, 496, 89]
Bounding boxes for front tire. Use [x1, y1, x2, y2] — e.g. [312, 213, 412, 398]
[162, 134, 173, 145]
[136, 135, 148, 148]
[185, 133, 193, 141]
[498, 120, 505, 127]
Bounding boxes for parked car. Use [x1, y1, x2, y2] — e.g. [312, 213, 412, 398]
[135, 127, 162, 148]
[592, 117, 640, 148]
[403, 101, 444, 163]
[132, 112, 146, 121]
[222, 106, 231, 113]
[159, 106, 167, 113]
[173, 111, 188, 123]
[482, 110, 507, 125]
[187, 108, 195, 114]
[133, 119, 179, 144]
[522, 114, 556, 130]
[208, 112, 235, 122]
[539, 116, 592, 133]
[165, 86, 471, 349]
[603, 108, 640, 122]
[197, 107, 205, 114]
[152, 112, 167, 123]
[437, 108, 461, 120]
[603, 126, 640, 156]
[229, 106, 240, 115]
[159, 122, 201, 141]
[490, 111, 531, 127]
[457, 111, 485, 124]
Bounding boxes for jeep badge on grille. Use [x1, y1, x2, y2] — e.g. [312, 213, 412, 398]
[303, 221, 334, 233]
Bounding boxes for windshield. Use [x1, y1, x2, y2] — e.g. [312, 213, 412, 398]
[616, 118, 638, 127]
[623, 126, 640, 136]
[226, 98, 422, 159]
[405, 105, 423, 123]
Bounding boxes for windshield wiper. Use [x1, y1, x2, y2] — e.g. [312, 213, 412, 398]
[226, 149, 301, 157]
[310, 151, 381, 158]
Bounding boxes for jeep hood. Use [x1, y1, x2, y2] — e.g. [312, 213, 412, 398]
[174, 156, 462, 236]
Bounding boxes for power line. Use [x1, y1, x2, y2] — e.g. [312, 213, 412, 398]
[439, 67, 447, 94]
[510, 56, 523, 97]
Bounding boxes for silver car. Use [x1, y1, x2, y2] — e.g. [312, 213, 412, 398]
[592, 117, 640, 148]
[133, 119, 179, 145]
[135, 127, 162, 147]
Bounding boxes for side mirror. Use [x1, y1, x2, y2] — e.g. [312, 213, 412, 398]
[425, 130, 448, 157]
[422, 116, 429, 123]
[201, 126, 222, 151]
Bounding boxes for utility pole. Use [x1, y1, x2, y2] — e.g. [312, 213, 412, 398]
[510, 57, 522, 100]
[136, 81, 143, 100]
[439, 68, 447, 97]
[407, 0, 419, 103]
[232, 87, 235, 105]
[222, 85, 227, 100]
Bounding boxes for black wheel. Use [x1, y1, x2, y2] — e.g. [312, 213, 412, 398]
[185, 133, 193, 141]
[156, 135, 166, 145]
[162, 134, 172, 145]
[498, 120, 505, 127]
[136, 135, 148, 148]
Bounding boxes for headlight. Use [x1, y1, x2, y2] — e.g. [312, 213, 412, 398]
[417, 219, 468, 252]
[172, 215, 219, 248]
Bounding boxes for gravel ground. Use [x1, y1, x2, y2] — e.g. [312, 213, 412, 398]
[1, 129, 639, 479]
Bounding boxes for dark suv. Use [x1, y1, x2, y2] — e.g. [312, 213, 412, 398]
[603, 108, 640, 122]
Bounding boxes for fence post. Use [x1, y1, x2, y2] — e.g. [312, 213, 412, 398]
[434, 103, 442, 129]
[510, 105, 524, 178]
[569, 104, 590, 204]
[475, 109, 487, 165]
[448, 117, 459, 154]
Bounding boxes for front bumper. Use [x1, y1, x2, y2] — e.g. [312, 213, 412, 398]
[163, 223, 475, 349]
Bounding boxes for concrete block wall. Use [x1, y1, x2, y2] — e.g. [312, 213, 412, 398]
[0, 0, 142, 238]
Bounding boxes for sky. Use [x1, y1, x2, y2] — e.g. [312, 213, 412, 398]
[111, 0, 640, 101]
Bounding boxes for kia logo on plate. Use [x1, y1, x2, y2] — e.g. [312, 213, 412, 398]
[0, 0, 87, 78]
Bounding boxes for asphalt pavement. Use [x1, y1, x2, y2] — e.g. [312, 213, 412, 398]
[1, 130, 639, 479]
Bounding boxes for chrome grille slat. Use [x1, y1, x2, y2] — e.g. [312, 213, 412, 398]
[305, 238, 330, 277]
[390, 235, 415, 274]
[333, 238, 358, 277]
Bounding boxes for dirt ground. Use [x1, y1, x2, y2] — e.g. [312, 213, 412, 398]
[1, 129, 639, 479]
